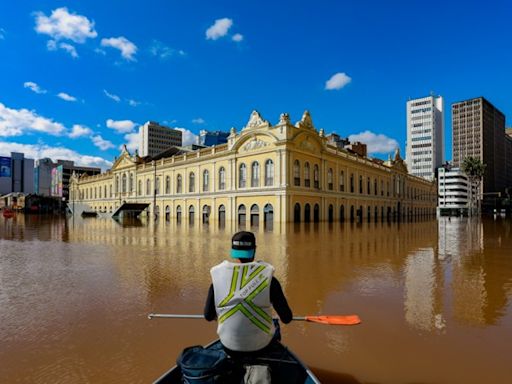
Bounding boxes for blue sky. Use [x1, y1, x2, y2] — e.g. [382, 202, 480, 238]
[0, 0, 511, 169]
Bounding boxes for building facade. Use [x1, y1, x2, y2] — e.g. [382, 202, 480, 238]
[0, 152, 34, 195]
[34, 158, 54, 196]
[199, 130, 230, 146]
[452, 97, 512, 198]
[437, 166, 477, 215]
[70, 111, 437, 225]
[406, 95, 444, 181]
[139, 121, 183, 157]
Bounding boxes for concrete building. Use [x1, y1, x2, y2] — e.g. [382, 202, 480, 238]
[199, 130, 230, 146]
[53, 160, 100, 201]
[406, 95, 445, 181]
[34, 158, 54, 196]
[0, 153, 34, 195]
[70, 110, 437, 225]
[139, 121, 183, 157]
[452, 97, 512, 201]
[437, 165, 477, 215]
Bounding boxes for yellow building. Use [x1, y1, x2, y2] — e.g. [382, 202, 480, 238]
[70, 110, 437, 226]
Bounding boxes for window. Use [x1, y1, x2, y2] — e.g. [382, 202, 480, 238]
[177, 174, 182, 194]
[339, 171, 345, 192]
[203, 170, 209, 192]
[165, 176, 170, 194]
[121, 174, 127, 193]
[327, 168, 333, 190]
[239, 163, 247, 188]
[155, 177, 160, 195]
[265, 160, 274, 186]
[219, 167, 226, 190]
[367, 177, 370, 195]
[265, 159, 274, 186]
[374, 179, 378, 195]
[293, 160, 300, 186]
[304, 162, 311, 187]
[314, 165, 319, 188]
[138, 180, 142, 196]
[251, 162, 260, 187]
[189, 172, 195, 192]
[359, 175, 363, 194]
[129, 173, 133, 192]
[350, 174, 354, 193]
[146, 179, 151, 195]
[115, 176, 119, 194]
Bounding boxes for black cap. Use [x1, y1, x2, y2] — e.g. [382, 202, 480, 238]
[231, 231, 256, 250]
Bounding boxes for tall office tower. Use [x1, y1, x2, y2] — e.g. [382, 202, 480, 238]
[34, 158, 55, 196]
[406, 95, 445, 181]
[139, 121, 183, 157]
[199, 130, 230, 146]
[452, 97, 511, 197]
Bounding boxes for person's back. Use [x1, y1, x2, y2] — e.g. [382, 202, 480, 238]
[204, 231, 292, 354]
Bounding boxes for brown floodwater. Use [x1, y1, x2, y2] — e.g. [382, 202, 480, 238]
[1, 214, 512, 384]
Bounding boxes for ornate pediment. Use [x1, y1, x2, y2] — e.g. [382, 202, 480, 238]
[240, 136, 270, 152]
[244, 110, 270, 130]
[111, 149, 136, 171]
[295, 110, 315, 130]
[297, 136, 321, 153]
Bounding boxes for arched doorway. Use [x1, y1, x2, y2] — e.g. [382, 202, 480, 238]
[294, 203, 301, 223]
[250, 204, 259, 227]
[358, 205, 363, 223]
[328, 204, 334, 223]
[350, 206, 355, 222]
[304, 204, 311, 223]
[339, 205, 345, 222]
[154, 205, 160, 220]
[264, 204, 273, 230]
[367, 206, 371, 222]
[176, 205, 182, 223]
[189, 205, 195, 225]
[314, 204, 320, 223]
[218, 205, 226, 228]
[202, 205, 210, 224]
[374, 206, 378, 222]
[238, 205, 246, 228]
[165, 205, 170, 221]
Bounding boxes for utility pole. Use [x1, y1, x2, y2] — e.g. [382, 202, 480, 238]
[153, 160, 157, 220]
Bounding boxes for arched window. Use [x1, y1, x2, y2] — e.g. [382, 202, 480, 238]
[339, 205, 345, 222]
[294, 203, 301, 223]
[339, 171, 345, 192]
[265, 160, 274, 186]
[328, 204, 334, 223]
[327, 168, 333, 190]
[99, 187, 101, 199]
[250, 204, 259, 227]
[374, 179, 378, 195]
[359, 175, 363, 194]
[146, 179, 151, 195]
[304, 203, 311, 223]
[203, 170, 209, 192]
[304, 162, 311, 187]
[122, 174, 127, 193]
[177, 174, 182, 194]
[251, 162, 260, 187]
[109, 185, 112, 197]
[381, 180, 384, 196]
[189, 172, 195, 193]
[314, 165, 320, 188]
[138, 180, 142, 196]
[238, 204, 246, 227]
[314, 203, 320, 222]
[165, 205, 170, 221]
[189, 205, 195, 224]
[218, 167, 226, 190]
[202, 205, 211, 224]
[293, 160, 300, 186]
[367, 177, 371, 195]
[176, 205, 182, 223]
[239, 163, 247, 188]
[218, 205, 226, 228]
[129, 173, 133, 192]
[104, 185, 107, 199]
[155, 177, 160, 195]
[165, 176, 170, 194]
[264, 204, 273, 230]
[350, 174, 354, 193]
[115, 176, 119, 193]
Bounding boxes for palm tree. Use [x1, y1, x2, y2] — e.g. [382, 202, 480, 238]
[461, 156, 486, 215]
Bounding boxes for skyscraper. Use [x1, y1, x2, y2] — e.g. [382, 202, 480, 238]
[406, 95, 445, 180]
[139, 121, 183, 157]
[452, 97, 512, 197]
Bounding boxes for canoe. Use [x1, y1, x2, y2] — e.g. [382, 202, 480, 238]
[154, 339, 321, 384]
[81, 211, 98, 218]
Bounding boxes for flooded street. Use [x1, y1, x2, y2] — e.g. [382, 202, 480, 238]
[1, 215, 512, 384]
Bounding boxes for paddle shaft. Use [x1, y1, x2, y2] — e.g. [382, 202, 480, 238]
[147, 314, 356, 323]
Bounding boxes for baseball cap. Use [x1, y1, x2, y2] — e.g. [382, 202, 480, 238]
[230, 231, 256, 259]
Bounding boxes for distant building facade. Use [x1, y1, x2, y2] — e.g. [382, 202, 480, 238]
[34, 158, 54, 196]
[71, 110, 436, 225]
[199, 130, 230, 146]
[406, 95, 445, 181]
[53, 160, 100, 201]
[437, 165, 477, 215]
[139, 121, 183, 157]
[452, 97, 512, 199]
[0, 152, 34, 195]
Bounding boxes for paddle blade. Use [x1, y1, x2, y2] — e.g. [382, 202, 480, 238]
[305, 315, 361, 325]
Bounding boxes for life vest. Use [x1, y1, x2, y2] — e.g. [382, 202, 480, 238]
[211, 260, 275, 352]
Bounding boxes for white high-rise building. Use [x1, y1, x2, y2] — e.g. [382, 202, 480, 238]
[437, 166, 477, 215]
[139, 121, 183, 157]
[406, 95, 444, 180]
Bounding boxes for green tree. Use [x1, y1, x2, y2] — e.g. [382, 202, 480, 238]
[461, 156, 486, 215]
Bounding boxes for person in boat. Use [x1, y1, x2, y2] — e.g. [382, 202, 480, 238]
[204, 231, 292, 357]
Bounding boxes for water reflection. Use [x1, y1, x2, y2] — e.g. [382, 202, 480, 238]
[1, 215, 512, 384]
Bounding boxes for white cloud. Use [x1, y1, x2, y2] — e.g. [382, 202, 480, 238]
[58, 42, 78, 58]
[92, 135, 115, 150]
[34, 7, 97, 43]
[101, 36, 137, 61]
[206, 18, 233, 40]
[325, 72, 352, 90]
[192, 118, 205, 124]
[57, 92, 77, 102]
[176, 128, 198, 146]
[0, 28, 6, 40]
[123, 132, 140, 152]
[128, 99, 140, 107]
[149, 40, 185, 60]
[0, 140, 112, 170]
[103, 89, 121, 102]
[106, 119, 136, 133]
[348, 130, 399, 155]
[0, 102, 66, 137]
[69, 124, 92, 138]
[232, 33, 243, 42]
[24, 81, 47, 94]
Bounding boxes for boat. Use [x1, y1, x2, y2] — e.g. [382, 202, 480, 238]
[153, 339, 321, 383]
[2, 209, 15, 219]
[81, 211, 98, 218]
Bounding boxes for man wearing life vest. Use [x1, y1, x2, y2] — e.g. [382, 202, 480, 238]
[204, 231, 292, 354]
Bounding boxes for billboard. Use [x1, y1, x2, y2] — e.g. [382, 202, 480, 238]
[51, 165, 63, 197]
[0, 157, 11, 177]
